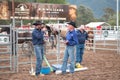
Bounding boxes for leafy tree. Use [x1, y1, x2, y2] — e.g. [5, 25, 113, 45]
[107, 12, 120, 27]
[102, 7, 115, 22]
[76, 5, 95, 26]
[107, 14, 116, 26]
[100, 7, 120, 26]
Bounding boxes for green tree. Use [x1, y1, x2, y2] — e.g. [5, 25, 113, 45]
[107, 14, 116, 26]
[102, 7, 115, 21]
[107, 12, 120, 27]
[76, 5, 95, 26]
[100, 7, 120, 26]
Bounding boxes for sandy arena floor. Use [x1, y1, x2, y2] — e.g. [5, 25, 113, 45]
[0, 41, 120, 80]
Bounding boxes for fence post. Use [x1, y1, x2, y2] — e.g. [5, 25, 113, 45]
[93, 30, 96, 53]
[56, 31, 60, 64]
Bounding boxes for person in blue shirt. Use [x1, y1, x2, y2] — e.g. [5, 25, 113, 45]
[76, 25, 88, 66]
[61, 21, 78, 74]
[32, 20, 45, 77]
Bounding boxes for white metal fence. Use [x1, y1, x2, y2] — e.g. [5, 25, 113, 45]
[0, 27, 119, 74]
[86, 30, 118, 53]
[0, 25, 16, 74]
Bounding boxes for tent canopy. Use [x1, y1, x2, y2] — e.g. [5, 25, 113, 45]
[85, 22, 111, 28]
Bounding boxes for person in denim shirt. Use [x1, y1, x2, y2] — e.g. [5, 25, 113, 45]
[61, 21, 78, 74]
[76, 25, 88, 65]
[32, 21, 45, 77]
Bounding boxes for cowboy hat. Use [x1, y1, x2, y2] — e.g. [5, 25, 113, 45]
[67, 21, 76, 28]
[33, 20, 43, 26]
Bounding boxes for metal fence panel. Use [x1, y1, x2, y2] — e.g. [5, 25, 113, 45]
[0, 25, 16, 74]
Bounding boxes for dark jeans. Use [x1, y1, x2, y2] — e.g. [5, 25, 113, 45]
[76, 44, 85, 63]
[34, 45, 44, 76]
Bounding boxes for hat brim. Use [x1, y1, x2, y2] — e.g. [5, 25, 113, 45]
[33, 23, 42, 26]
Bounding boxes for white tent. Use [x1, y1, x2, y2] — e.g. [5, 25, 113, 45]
[85, 22, 111, 29]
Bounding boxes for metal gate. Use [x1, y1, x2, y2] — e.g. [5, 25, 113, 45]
[15, 28, 64, 72]
[86, 29, 118, 53]
[0, 25, 16, 74]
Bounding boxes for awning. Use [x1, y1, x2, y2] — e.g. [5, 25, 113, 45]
[85, 22, 111, 28]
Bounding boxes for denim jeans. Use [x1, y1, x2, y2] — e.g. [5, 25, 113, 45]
[61, 45, 75, 73]
[34, 45, 44, 76]
[76, 44, 85, 63]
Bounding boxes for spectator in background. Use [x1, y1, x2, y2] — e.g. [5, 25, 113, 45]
[75, 25, 88, 68]
[61, 21, 78, 75]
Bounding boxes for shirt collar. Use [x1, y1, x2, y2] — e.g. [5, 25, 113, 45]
[68, 30, 75, 33]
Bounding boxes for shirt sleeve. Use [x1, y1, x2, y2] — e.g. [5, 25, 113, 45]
[68, 32, 78, 46]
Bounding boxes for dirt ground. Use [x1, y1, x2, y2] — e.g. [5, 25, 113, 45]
[0, 50, 120, 80]
[0, 41, 120, 80]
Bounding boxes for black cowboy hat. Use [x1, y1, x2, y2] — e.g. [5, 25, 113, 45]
[33, 20, 43, 26]
[67, 21, 76, 28]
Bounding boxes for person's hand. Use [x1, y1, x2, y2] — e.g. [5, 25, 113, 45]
[42, 27, 46, 31]
[64, 40, 69, 44]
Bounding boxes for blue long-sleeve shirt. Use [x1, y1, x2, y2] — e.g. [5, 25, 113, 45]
[76, 30, 88, 44]
[32, 29, 44, 45]
[66, 30, 78, 46]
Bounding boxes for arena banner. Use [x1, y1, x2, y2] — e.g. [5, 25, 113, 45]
[0, 1, 77, 21]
